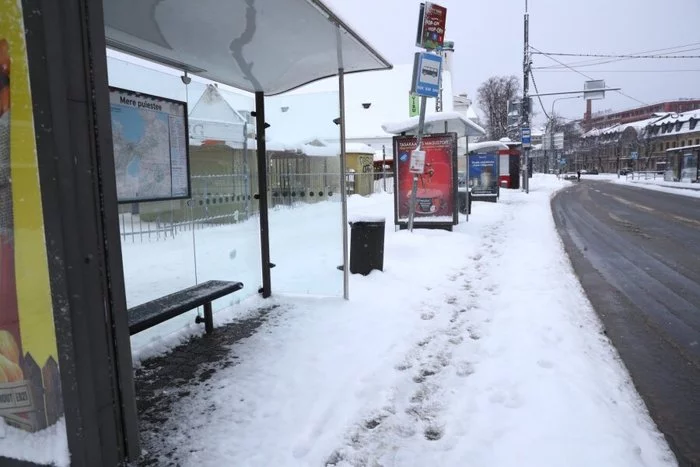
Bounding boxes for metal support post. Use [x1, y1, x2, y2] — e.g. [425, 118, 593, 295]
[254, 92, 272, 298]
[336, 27, 350, 300]
[407, 95, 428, 232]
[522, 1, 530, 193]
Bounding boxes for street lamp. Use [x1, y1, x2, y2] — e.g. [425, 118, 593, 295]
[548, 95, 581, 173]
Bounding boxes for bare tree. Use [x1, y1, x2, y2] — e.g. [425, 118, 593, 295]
[477, 75, 520, 140]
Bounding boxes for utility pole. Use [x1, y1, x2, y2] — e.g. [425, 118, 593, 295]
[521, 0, 530, 193]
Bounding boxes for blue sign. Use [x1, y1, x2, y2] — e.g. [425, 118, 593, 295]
[469, 153, 499, 197]
[412, 52, 442, 98]
[521, 127, 531, 147]
[630, 151, 638, 160]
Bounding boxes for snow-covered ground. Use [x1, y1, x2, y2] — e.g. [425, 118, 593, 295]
[132, 175, 674, 467]
[1, 175, 678, 467]
[585, 173, 700, 198]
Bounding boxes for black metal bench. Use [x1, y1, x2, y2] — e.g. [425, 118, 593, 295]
[128, 280, 244, 335]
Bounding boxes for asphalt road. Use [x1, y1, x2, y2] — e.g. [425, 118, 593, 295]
[552, 179, 700, 467]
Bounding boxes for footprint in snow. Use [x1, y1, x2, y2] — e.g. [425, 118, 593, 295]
[424, 425, 444, 441]
[537, 359, 554, 369]
[421, 311, 435, 321]
[455, 361, 475, 377]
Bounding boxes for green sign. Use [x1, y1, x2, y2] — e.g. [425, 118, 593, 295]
[409, 93, 420, 117]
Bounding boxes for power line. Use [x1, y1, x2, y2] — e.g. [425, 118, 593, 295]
[532, 47, 700, 70]
[530, 46, 648, 106]
[531, 50, 700, 59]
[541, 42, 700, 69]
[529, 68, 550, 120]
[536, 69, 700, 73]
[533, 42, 700, 70]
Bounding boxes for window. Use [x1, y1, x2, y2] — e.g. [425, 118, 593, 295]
[681, 141, 685, 147]
[690, 119, 698, 131]
[672, 141, 677, 148]
[696, 138, 700, 145]
[666, 142, 670, 149]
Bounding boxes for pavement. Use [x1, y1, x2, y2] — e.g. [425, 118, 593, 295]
[552, 179, 700, 466]
[133, 306, 276, 466]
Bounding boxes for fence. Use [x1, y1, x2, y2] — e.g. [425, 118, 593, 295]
[119, 172, 345, 243]
[625, 171, 663, 181]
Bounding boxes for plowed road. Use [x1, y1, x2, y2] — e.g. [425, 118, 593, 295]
[552, 180, 700, 466]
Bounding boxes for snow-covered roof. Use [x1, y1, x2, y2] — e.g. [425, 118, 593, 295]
[382, 111, 486, 138]
[467, 141, 510, 153]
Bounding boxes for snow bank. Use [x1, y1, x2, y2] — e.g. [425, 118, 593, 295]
[0, 418, 70, 467]
[586, 173, 700, 198]
[137, 175, 676, 467]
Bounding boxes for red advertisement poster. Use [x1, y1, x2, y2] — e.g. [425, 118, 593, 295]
[393, 133, 457, 227]
[417, 2, 447, 50]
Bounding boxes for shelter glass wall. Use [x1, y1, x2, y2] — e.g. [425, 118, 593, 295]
[264, 91, 344, 297]
[106, 53, 262, 353]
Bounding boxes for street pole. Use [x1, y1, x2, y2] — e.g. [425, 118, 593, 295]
[407, 95, 428, 232]
[382, 144, 387, 192]
[522, 0, 530, 193]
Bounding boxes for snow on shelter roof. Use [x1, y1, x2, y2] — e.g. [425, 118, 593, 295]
[382, 112, 486, 138]
[102, 0, 392, 95]
[468, 141, 510, 153]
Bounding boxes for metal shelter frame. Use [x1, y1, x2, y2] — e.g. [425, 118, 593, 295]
[102, 0, 392, 300]
[2, 1, 390, 466]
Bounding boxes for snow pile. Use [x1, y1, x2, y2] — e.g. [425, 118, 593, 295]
[0, 418, 70, 466]
[138, 175, 676, 467]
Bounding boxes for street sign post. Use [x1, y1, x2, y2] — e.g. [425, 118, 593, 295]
[411, 52, 442, 98]
[584, 79, 606, 100]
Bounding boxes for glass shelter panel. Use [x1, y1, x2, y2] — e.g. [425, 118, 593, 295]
[264, 89, 344, 297]
[106, 52, 262, 352]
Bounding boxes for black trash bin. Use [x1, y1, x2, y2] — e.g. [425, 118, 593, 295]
[349, 218, 385, 275]
[457, 189, 472, 215]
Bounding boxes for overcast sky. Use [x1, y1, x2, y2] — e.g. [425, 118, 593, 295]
[325, 0, 700, 127]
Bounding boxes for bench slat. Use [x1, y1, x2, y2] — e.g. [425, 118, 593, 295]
[128, 280, 243, 335]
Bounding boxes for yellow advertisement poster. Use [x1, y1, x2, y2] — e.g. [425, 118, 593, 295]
[0, 0, 64, 432]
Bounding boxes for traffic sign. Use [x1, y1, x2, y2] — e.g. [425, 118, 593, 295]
[521, 127, 531, 148]
[630, 151, 638, 160]
[411, 52, 442, 98]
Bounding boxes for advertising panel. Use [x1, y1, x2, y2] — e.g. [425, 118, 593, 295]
[681, 152, 698, 182]
[0, 0, 64, 433]
[109, 87, 190, 203]
[469, 153, 499, 199]
[394, 133, 458, 228]
[416, 2, 447, 50]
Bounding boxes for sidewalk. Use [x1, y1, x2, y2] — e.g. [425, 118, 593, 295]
[130, 175, 676, 467]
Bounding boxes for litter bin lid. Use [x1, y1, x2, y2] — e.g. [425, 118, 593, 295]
[349, 215, 386, 223]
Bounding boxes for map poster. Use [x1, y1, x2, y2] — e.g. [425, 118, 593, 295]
[1, 0, 65, 433]
[109, 87, 190, 203]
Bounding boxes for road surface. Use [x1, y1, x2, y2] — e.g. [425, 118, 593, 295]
[552, 179, 700, 466]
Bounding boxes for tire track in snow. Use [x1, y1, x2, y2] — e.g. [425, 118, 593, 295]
[326, 221, 507, 466]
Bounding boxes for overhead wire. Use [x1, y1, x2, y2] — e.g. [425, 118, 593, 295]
[529, 45, 648, 106]
[532, 42, 700, 70]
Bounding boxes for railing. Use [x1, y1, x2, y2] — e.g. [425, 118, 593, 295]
[118, 172, 349, 243]
[625, 171, 663, 181]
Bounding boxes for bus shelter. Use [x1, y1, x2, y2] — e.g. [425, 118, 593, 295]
[0, 0, 390, 465]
